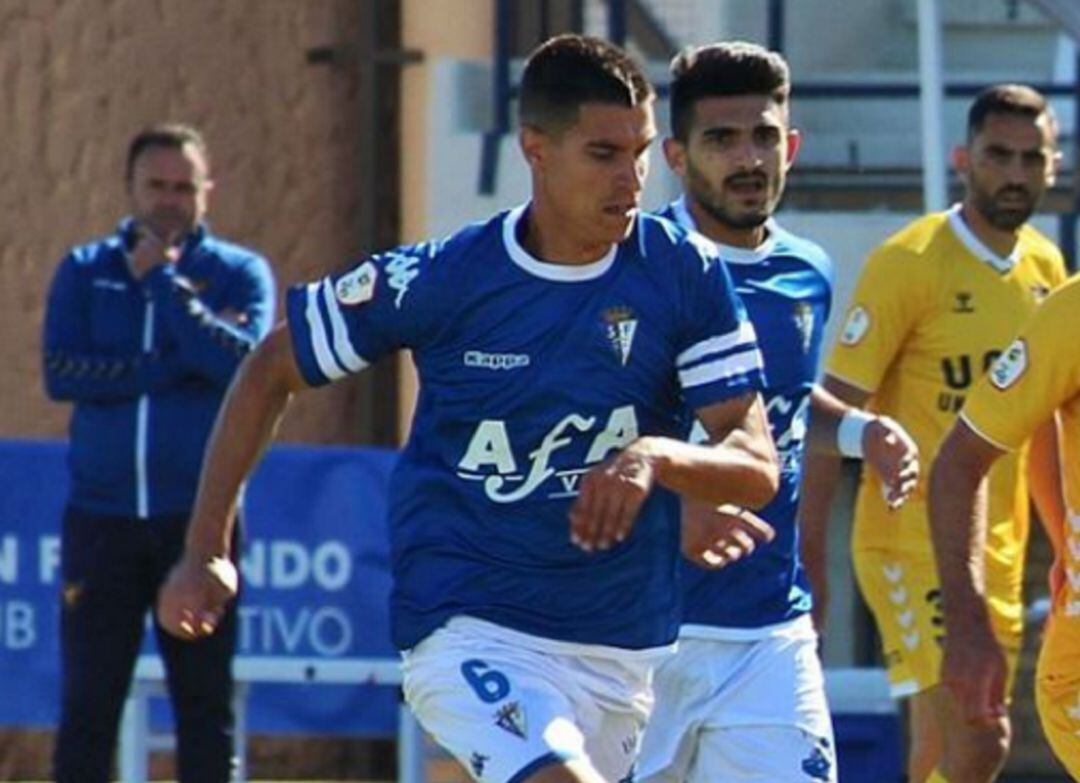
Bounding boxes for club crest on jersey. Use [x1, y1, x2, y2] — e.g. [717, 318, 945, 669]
[602, 306, 638, 366]
[839, 305, 870, 346]
[334, 262, 378, 306]
[793, 301, 815, 352]
[989, 338, 1027, 390]
[494, 701, 527, 739]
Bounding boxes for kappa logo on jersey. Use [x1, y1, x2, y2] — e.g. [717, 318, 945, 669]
[494, 701, 527, 739]
[334, 261, 378, 306]
[385, 252, 420, 308]
[464, 351, 531, 371]
[1031, 283, 1052, 302]
[793, 301, 815, 352]
[839, 306, 870, 346]
[989, 338, 1027, 390]
[457, 406, 639, 503]
[602, 306, 638, 366]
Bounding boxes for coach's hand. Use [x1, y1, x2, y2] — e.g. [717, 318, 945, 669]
[864, 415, 919, 509]
[941, 623, 1008, 727]
[569, 440, 658, 552]
[157, 553, 238, 640]
[682, 502, 775, 569]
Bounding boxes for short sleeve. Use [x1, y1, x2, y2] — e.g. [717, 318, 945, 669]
[962, 279, 1080, 451]
[675, 234, 766, 411]
[286, 243, 440, 387]
[827, 243, 927, 393]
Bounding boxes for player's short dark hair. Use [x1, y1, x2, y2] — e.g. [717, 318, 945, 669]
[519, 34, 654, 135]
[967, 84, 1054, 140]
[125, 123, 209, 183]
[668, 42, 790, 142]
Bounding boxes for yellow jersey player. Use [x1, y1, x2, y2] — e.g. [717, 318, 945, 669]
[799, 84, 1066, 782]
[930, 274, 1080, 780]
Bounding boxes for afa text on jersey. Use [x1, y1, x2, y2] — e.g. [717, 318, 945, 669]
[456, 406, 639, 503]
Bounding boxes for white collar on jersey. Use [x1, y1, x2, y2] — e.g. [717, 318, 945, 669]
[502, 204, 618, 281]
[946, 203, 1020, 274]
[671, 196, 778, 264]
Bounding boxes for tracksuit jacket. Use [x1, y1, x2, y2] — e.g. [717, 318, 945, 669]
[43, 218, 276, 518]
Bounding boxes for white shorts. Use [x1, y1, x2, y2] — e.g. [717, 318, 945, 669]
[637, 616, 836, 783]
[402, 617, 661, 783]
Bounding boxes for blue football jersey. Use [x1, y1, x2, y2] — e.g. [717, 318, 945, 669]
[286, 205, 766, 650]
[661, 198, 834, 631]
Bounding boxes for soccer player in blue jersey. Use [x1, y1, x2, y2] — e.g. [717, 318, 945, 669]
[156, 35, 782, 783]
[636, 42, 919, 782]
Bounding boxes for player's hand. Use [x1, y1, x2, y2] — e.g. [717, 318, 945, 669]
[157, 552, 238, 640]
[130, 223, 182, 279]
[569, 439, 657, 552]
[941, 624, 1008, 727]
[681, 502, 775, 569]
[863, 415, 919, 509]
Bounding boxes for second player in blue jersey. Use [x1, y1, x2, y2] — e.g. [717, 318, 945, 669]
[637, 42, 919, 783]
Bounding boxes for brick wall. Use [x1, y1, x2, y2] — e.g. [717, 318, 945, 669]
[0, 1, 403, 776]
[0, 0, 389, 445]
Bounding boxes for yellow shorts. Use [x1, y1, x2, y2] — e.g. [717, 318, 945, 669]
[852, 547, 1022, 698]
[1035, 614, 1080, 778]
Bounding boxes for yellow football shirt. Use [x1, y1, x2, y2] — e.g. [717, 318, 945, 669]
[963, 275, 1080, 641]
[828, 205, 1066, 629]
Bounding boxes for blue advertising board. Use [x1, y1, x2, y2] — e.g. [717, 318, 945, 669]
[0, 439, 400, 736]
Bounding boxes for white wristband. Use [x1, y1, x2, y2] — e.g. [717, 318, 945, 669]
[837, 409, 875, 458]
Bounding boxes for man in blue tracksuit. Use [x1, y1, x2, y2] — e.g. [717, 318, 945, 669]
[42, 123, 275, 783]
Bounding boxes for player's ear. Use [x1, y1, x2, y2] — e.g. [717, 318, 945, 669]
[662, 137, 687, 177]
[519, 126, 548, 171]
[784, 129, 802, 170]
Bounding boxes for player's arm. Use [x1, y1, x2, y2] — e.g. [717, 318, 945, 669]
[798, 374, 869, 635]
[147, 252, 276, 388]
[806, 383, 919, 507]
[569, 391, 779, 552]
[157, 323, 308, 638]
[1028, 414, 1067, 599]
[928, 419, 1008, 726]
[42, 251, 174, 403]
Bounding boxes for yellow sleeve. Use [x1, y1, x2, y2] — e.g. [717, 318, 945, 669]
[962, 278, 1080, 451]
[826, 243, 930, 393]
[1046, 242, 1069, 290]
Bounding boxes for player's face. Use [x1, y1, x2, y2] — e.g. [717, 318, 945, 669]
[127, 143, 212, 240]
[664, 95, 798, 231]
[527, 100, 656, 249]
[957, 112, 1058, 231]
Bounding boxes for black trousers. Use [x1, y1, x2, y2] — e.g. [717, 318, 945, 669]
[53, 506, 237, 783]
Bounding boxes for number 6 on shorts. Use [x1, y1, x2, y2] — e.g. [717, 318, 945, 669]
[461, 659, 511, 703]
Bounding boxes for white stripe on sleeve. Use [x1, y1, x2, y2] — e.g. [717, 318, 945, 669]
[305, 282, 347, 381]
[677, 321, 757, 368]
[320, 280, 369, 373]
[679, 347, 763, 389]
